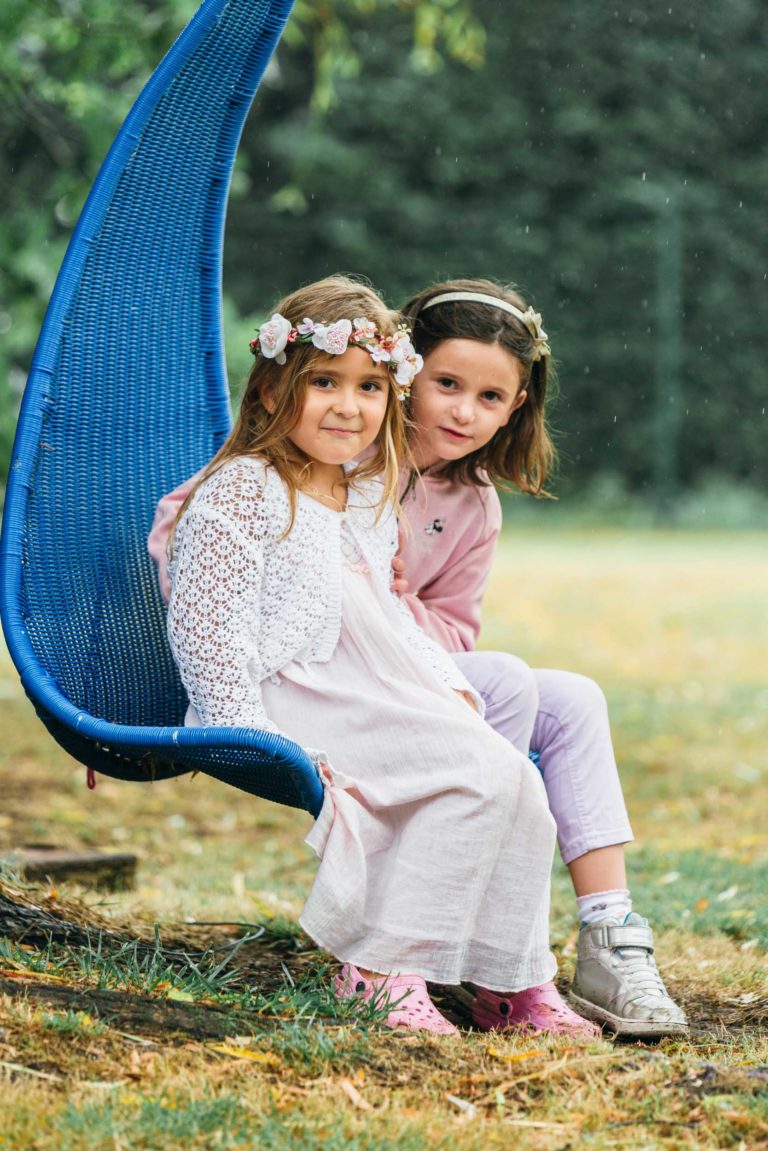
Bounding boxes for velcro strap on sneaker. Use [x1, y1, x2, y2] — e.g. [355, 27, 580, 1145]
[592, 924, 655, 951]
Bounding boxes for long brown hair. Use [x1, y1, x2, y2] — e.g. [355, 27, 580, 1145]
[401, 277, 557, 495]
[178, 276, 409, 533]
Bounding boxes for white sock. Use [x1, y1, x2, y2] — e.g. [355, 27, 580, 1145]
[577, 888, 633, 926]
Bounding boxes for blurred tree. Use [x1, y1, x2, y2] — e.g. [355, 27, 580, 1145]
[0, 0, 483, 484]
[227, 0, 768, 501]
[2, 0, 766, 504]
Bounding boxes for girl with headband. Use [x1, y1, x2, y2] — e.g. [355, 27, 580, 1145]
[395, 278, 686, 1037]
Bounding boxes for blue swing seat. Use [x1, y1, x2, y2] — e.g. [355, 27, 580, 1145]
[0, 0, 324, 817]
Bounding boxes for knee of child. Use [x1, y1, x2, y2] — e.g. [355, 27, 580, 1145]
[484, 748, 547, 817]
[468, 758, 519, 816]
[572, 672, 608, 716]
[551, 670, 609, 724]
[486, 651, 539, 717]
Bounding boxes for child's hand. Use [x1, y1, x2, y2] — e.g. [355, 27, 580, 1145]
[454, 689, 479, 712]
[391, 554, 408, 594]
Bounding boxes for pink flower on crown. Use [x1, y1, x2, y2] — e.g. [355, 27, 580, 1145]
[312, 319, 353, 356]
[352, 317, 378, 342]
[297, 318, 316, 335]
[368, 334, 393, 365]
[258, 313, 293, 364]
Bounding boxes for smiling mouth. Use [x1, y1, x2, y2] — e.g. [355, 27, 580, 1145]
[439, 427, 471, 440]
[321, 427, 360, 436]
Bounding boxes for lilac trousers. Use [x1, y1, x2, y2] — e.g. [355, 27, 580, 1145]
[453, 651, 633, 865]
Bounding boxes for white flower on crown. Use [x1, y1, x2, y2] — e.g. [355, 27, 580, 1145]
[311, 319, 353, 356]
[257, 313, 293, 364]
[352, 317, 378, 342]
[388, 331, 424, 391]
[297, 318, 317, 335]
[368, 343, 391, 365]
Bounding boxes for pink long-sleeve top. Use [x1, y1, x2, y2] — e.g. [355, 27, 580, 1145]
[148, 466, 501, 654]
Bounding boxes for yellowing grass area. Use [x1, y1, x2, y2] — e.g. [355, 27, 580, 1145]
[1, 527, 767, 1150]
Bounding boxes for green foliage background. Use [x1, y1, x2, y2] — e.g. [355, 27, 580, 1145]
[2, 0, 766, 504]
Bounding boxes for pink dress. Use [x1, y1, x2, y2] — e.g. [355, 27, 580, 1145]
[258, 514, 557, 991]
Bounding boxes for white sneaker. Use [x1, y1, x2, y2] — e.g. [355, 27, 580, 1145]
[570, 912, 688, 1037]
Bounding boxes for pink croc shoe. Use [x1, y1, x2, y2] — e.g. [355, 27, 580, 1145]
[472, 982, 601, 1038]
[334, 963, 459, 1036]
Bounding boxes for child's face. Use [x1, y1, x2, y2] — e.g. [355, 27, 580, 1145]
[409, 339, 527, 468]
[287, 346, 391, 471]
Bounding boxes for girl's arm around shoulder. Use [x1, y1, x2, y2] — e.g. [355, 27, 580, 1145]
[147, 469, 205, 603]
[399, 482, 502, 653]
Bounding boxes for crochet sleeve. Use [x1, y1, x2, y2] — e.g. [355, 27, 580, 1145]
[166, 468, 280, 734]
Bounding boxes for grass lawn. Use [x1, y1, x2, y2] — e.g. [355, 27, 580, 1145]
[1, 526, 767, 1150]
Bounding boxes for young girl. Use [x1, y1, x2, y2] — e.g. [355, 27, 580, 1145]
[394, 278, 687, 1038]
[163, 275, 595, 1038]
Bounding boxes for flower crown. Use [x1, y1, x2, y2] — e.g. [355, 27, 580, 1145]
[250, 314, 423, 397]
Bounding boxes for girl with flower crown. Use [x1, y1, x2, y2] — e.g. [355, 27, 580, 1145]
[163, 274, 596, 1038]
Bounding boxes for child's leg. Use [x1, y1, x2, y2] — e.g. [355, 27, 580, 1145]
[451, 650, 539, 754]
[451, 655, 634, 865]
[451, 656, 685, 1035]
[531, 668, 686, 1035]
[530, 669, 633, 868]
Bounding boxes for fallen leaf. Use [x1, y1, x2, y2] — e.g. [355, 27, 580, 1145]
[504, 1119, 571, 1130]
[126, 1050, 156, 1079]
[0, 969, 70, 985]
[206, 1043, 278, 1066]
[339, 1077, 371, 1110]
[166, 988, 194, 1003]
[446, 1093, 477, 1120]
[487, 1046, 546, 1063]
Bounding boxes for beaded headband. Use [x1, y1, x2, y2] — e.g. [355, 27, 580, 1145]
[250, 314, 423, 397]
[421, 291, 551, 361]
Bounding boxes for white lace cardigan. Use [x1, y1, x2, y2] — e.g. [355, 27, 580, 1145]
[166, 456, 480, 736]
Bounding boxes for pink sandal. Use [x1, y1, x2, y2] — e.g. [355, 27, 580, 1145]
[472, 981, 601, 1037]
[334, 963, 459, 1036]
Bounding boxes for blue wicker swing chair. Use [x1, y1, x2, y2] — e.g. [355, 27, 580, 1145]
[0, 0, 324, 817]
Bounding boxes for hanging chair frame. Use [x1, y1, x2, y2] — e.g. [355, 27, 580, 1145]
[0, 0, 324, 817]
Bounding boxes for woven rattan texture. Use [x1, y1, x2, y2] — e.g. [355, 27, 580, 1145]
[1, 0, 323, 812]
